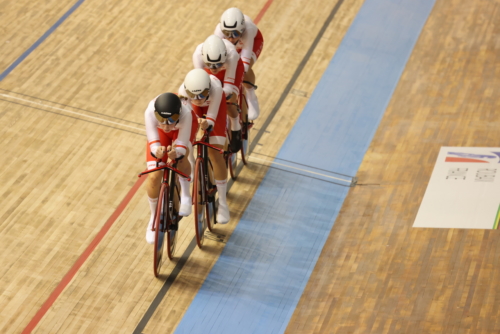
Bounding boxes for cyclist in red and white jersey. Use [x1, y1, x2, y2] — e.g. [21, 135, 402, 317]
[178, 69, 231, 224]
[193, 34, 244, 153]
[144, 93, 198, 244]
[214, 7, 264, 121]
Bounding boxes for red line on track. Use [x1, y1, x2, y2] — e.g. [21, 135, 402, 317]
[22, 176, 147, 334]
[254, 0, 274, 24]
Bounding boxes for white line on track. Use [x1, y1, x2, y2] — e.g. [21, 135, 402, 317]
[2, 92, 354, 184]
[0, 93, 145, 132]
[248, 155, 353, 183]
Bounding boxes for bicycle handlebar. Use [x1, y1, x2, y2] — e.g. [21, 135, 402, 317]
[138, 163, 191, 180]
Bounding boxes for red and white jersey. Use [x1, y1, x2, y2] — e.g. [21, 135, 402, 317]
[178, 75, 224, 128]
[214, 14, 258, 73]
[192, 39, 240, 97]
[144, 96, 193, 157]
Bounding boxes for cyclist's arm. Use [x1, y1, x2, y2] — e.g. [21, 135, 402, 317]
[240, 16, 258, 72]
[172, 105, 192, 158]
[144, 100, 162, 154]
[214, 24, 224, 38]
[223, 47, 240, 98]
[177, 84, 190, 101]
[205, 77, 224, 127]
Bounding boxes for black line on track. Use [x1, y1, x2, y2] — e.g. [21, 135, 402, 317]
[0, 98, 144, 136]
[249, 0, 345, 153]
[133, 1, 345, 331]
[0, 88, 144, 126]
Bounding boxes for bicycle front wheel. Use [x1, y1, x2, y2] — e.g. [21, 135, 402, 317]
[193, 157, 209, 248]
[153, 183, 168, 277]
[166, 182, 180, 260]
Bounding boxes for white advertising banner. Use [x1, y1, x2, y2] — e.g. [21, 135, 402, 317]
[413, 147, 500, 229]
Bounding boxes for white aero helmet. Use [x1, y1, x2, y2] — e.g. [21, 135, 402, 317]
[202, 35, 227, 69]
[184, 69, 211, 100]
[220, 8, 245, 38]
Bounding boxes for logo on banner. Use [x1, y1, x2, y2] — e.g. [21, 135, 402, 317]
[445, 151, 500, 163]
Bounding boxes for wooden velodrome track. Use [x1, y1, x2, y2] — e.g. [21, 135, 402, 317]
[0, 0, 498, 333]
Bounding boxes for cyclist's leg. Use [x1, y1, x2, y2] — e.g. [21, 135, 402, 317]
[172, 110, 198, 216]
[208, 103, 230, 224]
[145, 170, 162, 243]
[174, 145, 193, 216]
[244, 31, 263, 121]
[228, 59, 245, 152]
[227, 101, 241, 153]
[243, 65, 260, 121]
[207, 143, 229, 224]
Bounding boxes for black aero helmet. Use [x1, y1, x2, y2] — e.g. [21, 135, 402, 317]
[154, 93, 181, 124]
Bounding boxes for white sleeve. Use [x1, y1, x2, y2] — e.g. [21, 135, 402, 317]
[205, 76, 223, 127]
[192, 43, 205, 69]
[173, 105, 193, 157]
[240, 15, 258, 72]
[144, 98, 161, 153]
[214, 24, 225, 38]
[178, 83, 189, 100]
[222, 41, 240, 97]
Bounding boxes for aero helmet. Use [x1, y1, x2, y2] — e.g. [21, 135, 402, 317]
[202, 35, 227, 69]
[154, 93, 181, 124]
[220, 8, 245, 38]
[184, 69, 211, 100]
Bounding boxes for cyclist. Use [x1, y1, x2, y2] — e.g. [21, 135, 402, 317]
[214, 7, 264, 121]
[178, 69, 231, 224]
[193, 34, 244, 153]
[144, 92, 198, 244]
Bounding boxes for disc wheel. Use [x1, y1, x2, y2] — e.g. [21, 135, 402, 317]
[206, 158, 217, 231]
[166, 182, 180, 260]
[193, 158, 209, 248]
[153, 183, 168, 277]
[207, 192, 218, 230]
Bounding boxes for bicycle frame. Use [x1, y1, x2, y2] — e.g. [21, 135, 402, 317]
[192, 131, 224, 206]
[138, 161, 190, 231]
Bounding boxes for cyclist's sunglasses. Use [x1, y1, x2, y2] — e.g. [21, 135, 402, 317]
[205, 62, 224, 70]
[154, 111, 179, 124]
[186, 88, 210, 100]
[222, 29, 243, 38]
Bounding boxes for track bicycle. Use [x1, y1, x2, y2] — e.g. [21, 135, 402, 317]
[138, 158, 189, 277]
[192, 129, 224, 248]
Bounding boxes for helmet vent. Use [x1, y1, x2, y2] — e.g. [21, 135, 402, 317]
[207, 54, 221, 62]
[223, 21, 238, 29]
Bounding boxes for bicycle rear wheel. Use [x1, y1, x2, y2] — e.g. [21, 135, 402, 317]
[153, 183, 168, 277]
[166, 182, 180, 260]
[193, 157, 209, 248]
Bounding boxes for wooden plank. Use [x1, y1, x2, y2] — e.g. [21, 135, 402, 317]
[286, 0, 500, 332]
